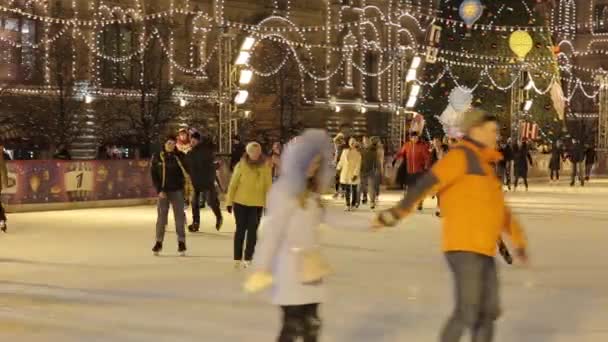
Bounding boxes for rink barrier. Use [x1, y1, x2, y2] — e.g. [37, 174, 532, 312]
[2, 159, 157, 213]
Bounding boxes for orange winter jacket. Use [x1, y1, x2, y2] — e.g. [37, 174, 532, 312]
[391, 137, 527, 257]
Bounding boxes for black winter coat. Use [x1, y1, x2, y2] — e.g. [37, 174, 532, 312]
[151, 151, 188, 194]
[568, 143, 585, 163]
[585, 147, 596, 165]
[513, 144, 533, 176]
[549, 145, 564, 171]
[230, 143, 246, 170]
[187, 141, 216, 191]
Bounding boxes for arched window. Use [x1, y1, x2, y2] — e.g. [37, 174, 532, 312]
[101, 15, 134, 86]
[0, 2, 37, 83]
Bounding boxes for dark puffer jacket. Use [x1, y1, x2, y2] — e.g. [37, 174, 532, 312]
[151, 150, 190, 194]
[187, 138, 217, 191]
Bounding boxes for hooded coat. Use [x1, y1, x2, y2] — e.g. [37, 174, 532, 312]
[253, 130, 336, 305]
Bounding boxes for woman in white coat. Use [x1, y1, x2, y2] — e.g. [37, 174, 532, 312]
[244, 129, 338, 342]
[337, 137, 362, 211]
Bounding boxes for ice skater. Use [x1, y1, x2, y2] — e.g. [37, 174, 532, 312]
[549, 140, 564, 184]
[187, 132, 223, 232]
[374, 109, 529, 342]
[360, 136, 384, 210]
[393, 132, 430, 211]
[0, 142, 8, 232]
[336, 137, 362, 211]
[150, 136, 192, 256]
[513, 139, 533, 191]
[226, 142, 272, 269]
[244, 129, 344, 342]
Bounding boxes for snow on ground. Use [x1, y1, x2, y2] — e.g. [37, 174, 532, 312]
[1, 180, 608, 341]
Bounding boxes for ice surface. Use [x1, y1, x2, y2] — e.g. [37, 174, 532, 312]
[1, 181, 608, 341]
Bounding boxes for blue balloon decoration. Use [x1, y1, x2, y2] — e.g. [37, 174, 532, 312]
[459, 0, 483, 28]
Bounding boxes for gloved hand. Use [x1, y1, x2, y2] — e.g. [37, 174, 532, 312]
[244, 271, 273, 293]
[392, 159, 397, 168]
[352, 175, 358, 182]
[227, 206, 233, 214]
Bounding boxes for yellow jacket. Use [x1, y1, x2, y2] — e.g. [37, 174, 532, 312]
[385, 138, 527, 257]
[227, 158, 272, 207]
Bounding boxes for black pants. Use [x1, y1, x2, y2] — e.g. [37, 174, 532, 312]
[192, 187, 222, 224]
[406, 172, 424, 209]
[342, 184, 358, 207]
[514, 172, 528, 189]
[334, 172, 341, 193]
[571, 162, 584, 185]
[0, 201, 6, 221]
[233, 203, 263, 261]
[278, 304, 321, 342]
[550, 169, 559, 180]
[585, 163, 593, 180]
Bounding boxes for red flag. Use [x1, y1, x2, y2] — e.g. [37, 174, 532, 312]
[520, 122, 539, 141]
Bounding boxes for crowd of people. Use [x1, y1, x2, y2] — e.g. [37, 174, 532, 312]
[0, 115, 603, 342]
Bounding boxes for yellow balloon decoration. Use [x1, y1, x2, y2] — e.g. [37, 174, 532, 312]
[509, 31, 533, 60]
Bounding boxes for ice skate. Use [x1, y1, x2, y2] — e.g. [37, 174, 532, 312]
[152, 241, 163, 256]
[234, 261, 242, 269]
[242, 261, 251, 269]
[188, 222, 200, 233]
[0, 220, 6, 233]
[178, 241, 187, 256]
[215, 216, 223, 231]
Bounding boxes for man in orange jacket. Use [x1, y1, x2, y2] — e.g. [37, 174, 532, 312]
[374, 108, 528, 342]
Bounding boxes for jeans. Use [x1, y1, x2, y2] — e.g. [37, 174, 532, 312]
[233, 203, 263, 261]
[571, 162, 585, 185]
[156, 191, 186, 243]
[441, 252, 500, 342]
[191, 187, 222, 224]
[278, 304, 321, 342]
[361, 171, 381, 205]
[342, 184, 358, 208]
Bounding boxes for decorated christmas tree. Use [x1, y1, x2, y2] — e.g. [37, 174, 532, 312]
[417, 0, 563, 143]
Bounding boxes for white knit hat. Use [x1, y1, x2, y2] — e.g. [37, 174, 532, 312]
[246, 142, 261, 155]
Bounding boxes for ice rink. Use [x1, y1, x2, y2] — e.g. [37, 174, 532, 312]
[1, 181, 608, 341]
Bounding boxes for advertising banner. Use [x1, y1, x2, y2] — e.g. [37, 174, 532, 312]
[1, 160, 156, 205]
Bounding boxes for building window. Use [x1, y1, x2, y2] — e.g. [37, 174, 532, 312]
[102, 22, 134, 86]
[0, 16, 38, 83]
[595, 4, 608, 33]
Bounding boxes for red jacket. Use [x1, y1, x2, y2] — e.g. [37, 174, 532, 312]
[396, 141, 431, 174]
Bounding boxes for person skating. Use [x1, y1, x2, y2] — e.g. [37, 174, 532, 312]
[430, 137, 449, 217]
[373, 109, 529, 342]
[0, 143, 9, 232]
[360, 136, 384, 210]
[270, 142, 282, 182]
[584, 144, 596, 182]
[497, 140, 513, 191]
[150, 136, 192, 256]
[230, 135, 246, 171]
[513, 139, 533, 191]
[549, 140, 565, 184]
[337, 137, 362, 211]
[332, 133, 347, 198]
[393, 132, 431, 211]
[176, 128, 192, 154]
[244, 129, 356, 342]
[186, 132, 223, 232]
[226, 142, 272, 269]
[568, 139, 585, 187]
